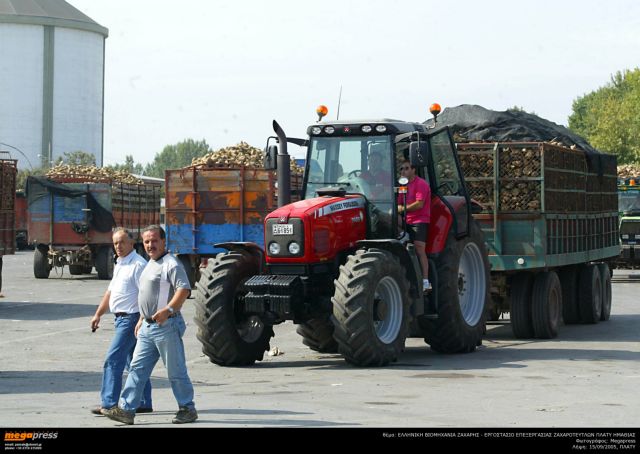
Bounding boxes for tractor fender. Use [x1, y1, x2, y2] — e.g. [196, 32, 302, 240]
[214, 242, 265, 273]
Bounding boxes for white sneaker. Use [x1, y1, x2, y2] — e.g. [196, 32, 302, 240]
[423, 279, 432, 291]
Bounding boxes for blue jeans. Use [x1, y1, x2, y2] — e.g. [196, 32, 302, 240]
[119, 314, 195, 412]
[101, 314, 152, 409]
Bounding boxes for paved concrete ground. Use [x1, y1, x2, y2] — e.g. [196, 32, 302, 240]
[0, 251, 638, 428]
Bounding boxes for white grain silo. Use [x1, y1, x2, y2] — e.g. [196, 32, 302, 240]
[0, 0, 108, 169]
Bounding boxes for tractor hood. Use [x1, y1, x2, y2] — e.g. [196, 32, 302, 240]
[264, 195, 367, 263]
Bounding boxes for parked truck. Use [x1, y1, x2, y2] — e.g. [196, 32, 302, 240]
[165, 166, 302, 286]
[27, 176, 161, 279]
[457, 142, 619, 334]
[615, 176, 640, 269]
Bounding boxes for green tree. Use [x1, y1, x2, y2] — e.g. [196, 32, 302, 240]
[16, 168, 46, 191]
[54, 150, 97, 166]
[144, 139, 210, 178]
[568, 68, 640, 164]
[105, 155, 144, 175]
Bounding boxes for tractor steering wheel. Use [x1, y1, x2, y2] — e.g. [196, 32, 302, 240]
[347, 169, 362, 178]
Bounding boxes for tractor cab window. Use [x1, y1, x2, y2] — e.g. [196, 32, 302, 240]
[429, 129, 464, 197]
[619, 190, 640, 213]
[305, 136, 393, 204]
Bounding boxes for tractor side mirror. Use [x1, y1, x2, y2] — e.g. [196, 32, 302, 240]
[264, 145, 278, 170]
[409, 141, 429, 167]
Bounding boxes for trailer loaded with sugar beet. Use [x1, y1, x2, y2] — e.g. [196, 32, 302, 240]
[444, 105, 619, 335]
[27, 166, 161, 279]
[164, 142, 303, 287]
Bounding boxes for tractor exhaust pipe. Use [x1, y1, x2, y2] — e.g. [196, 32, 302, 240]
[273, 120, 291, 207]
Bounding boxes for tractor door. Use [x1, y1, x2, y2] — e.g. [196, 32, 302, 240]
[426, 128, 470, 238]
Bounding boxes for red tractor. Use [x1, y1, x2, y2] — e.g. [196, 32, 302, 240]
[194, 106, 490, 366]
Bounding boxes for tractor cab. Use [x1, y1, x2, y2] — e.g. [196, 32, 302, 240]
[300, 116, 470, 242]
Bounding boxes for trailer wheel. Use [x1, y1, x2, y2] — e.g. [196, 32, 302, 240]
[296, 317, 339, 353]
[95, 246, 114, 280]
[332, 248, 410, 366]
[510, 273, 534, 338]
[68, 265, 84, 275]
[194, 251, 273, 366]
[33, 246, 50, 279]
[83, 265, 93, 274]
[559, 267, 581, 324]
[598, 263, 612, 321]
[531, 271, 561, 339]
[422, 221, 490, 353]
[578, 264, 602, 324]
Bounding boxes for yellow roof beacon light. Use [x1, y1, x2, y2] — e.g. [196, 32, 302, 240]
[316, 105, 328, 122]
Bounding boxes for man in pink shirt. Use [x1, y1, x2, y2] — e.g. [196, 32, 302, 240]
[397, 160, 431, 291]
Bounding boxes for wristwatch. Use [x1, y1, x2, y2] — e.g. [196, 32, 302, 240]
[167, 306, 175, 314]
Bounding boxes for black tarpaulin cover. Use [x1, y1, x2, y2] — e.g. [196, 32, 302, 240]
[26, 176, 116, 233]
[426, 104, 615, 175]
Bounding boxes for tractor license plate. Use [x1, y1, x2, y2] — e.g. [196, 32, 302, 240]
[272, 224, 293, 235]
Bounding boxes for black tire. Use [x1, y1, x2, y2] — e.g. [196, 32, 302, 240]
[68, 265, 84, 275]
[95, 246, 114, 280]
[531, 271, 562, 339]
[331, 248, 410, 366]
[33, 246, 50, 279]
[422, 220, 490, 352]
[83, 265, 93, 274]
[510, 273, 534, 338]
[559, 266, 581, 324]
[578, 264, 602, 324]
[296, 317, 339, 353]
[194, 251, 273, 366]
[598, 263, 612, 321]
[178, 254, 196, 288]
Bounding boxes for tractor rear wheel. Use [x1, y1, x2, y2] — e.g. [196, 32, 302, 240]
[332, 248, 410, 366]
[194, 251, 273, 366]
[422, 220, 490, 353]
[296, 317, 338, 353]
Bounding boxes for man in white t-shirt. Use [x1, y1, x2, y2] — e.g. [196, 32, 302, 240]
[90, 228, 152, 415]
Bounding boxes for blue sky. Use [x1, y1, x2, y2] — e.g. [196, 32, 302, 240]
[70, 0, 640, 162]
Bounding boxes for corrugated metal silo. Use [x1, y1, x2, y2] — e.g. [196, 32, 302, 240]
[0, 0, 108, 169]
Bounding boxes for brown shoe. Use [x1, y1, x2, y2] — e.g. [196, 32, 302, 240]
[102, 406, 135, 425]
[90, 406, 104, 415]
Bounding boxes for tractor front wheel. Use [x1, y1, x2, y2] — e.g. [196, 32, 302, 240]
[194, 251, 273, 366]
[332, 248, 410, 367]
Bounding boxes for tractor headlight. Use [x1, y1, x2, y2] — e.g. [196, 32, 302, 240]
[324, 126, 335, 134]
[311, 126, 322, 135]
[361, 125, 372, 133]
[288, 242, 301, 255]
[268, 242, 281, 255]
[375, 125, 387, 133]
